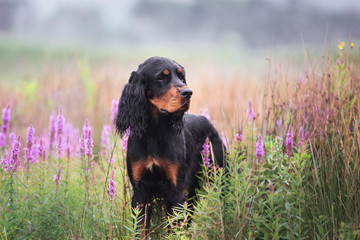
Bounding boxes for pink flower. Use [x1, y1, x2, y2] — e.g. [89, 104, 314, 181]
[286, 125, 294, 157]
[0, 105, 11, 147]
[121, 127, 130, 151]
[246, 101, 255, 122]
[111, 100, 118, 127]
[1, 149, 10, 172]
[56, 108, 65, 159]
[101, 125, 111, 152]
[235, 132, 242, 143]
[10, 135, 21, 172]
[269, 182, 273, 195]
[201, 137, 211, 167]
[82, 119, 94, 158]
[108, 169, 116, 200]
[24, 125, 37, 163]
[1, 105, 11, 134]
[255, 134, 264, 165]
[54, 165, 62, 185]
[49, 111, 56, 151]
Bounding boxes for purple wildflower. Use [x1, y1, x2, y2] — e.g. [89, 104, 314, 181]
[255, 134, 264, 165]
[269, 182, 273, 195]
[82, 119, 94, 158]
[57, 107, 65, 136]
[54, 165, 62, 185]
[8, 132, 16, 147]
[0, 133, 5, 148]
[108, 169, 116, 200]
[121, 127, 130, 151]
[0, 105, 11, 147]
[101, 125, 111, 153]
[111, 100, 118, 127]
[201, 137, 211, 167]
[0, 149, 10, 172]
[10, 135, 21, 172]
[56, 108, 65, 159]
[1, 105, 11, 134]
[66, 136, 71, 160]
[24, 125, 37, 163]
[235, 132, 242, 143]
[275, 119, 282, 132]
[49, 111, 56, 151]
[38, 139, 46, 162]
[286, 125, 294, 157]
[246, 101, 255, 122]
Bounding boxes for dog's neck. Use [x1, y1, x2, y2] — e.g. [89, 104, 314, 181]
[146, 109, 184, 137]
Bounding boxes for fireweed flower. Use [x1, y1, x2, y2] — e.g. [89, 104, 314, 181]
[54, 165, 62, 185]
[10, 135, 21, 172]
[0, 105, 11, 147]
[1, 149, 10, 172]
[255, 134, 264, 165]
[24, 125, 37, 163]
[1, 105, 11, 134]
[108, 169, 116, 200]
[101, 125, 111, 153]
[0, 133, 5, 148]
[82, 119, 94, 158]
[269, 182, 274, 195]
[286, 125, 294, 157]
[56, 108, 65, 159]
[8, 132, 16, 147]
[49, 111, 56, 150]
[235, 132, 243, 143]
[201, 137, 211, 167]
[38, 139, 46, 162]
[246, 101, 255, 122]
[121, 127, 130, 151]
[111, 100, 118, 127]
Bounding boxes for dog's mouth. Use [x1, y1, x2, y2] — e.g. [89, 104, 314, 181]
[160, 102, 190, 115]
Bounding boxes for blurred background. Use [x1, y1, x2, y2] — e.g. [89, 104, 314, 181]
[0, 0, 359, 137]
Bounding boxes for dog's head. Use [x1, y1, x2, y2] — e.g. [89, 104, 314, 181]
[115, 57, 192, 137]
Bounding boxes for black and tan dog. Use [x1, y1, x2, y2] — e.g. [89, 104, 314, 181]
[115, 56, 223, 237]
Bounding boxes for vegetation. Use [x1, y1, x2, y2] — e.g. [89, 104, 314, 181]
[0, 42, 359, 239]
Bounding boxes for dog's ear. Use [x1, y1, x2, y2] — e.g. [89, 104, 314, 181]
[116, 71, 148, 137]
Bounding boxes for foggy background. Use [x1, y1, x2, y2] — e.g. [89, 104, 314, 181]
[1, 0, 359, 49]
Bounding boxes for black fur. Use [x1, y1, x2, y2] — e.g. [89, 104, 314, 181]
[115, 56, 223, 234]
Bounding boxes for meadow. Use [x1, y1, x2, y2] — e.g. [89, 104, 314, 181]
[0, 40, 359, 239]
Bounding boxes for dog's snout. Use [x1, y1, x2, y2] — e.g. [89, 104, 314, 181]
[180, 88, 193, 98]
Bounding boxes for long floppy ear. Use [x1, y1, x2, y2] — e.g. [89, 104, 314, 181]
[115, 71, 148, 137]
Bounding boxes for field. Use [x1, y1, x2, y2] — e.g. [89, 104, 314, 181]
[0, 40, 360, 239]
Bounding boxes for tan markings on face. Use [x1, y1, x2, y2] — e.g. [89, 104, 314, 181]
[163, 69, 169, 75]
[149, 85, 191, 113]
[177, 68, 182, 73]
[131, 158, 178, 187]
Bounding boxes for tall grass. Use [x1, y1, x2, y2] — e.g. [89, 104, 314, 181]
[0, 43, 359, 239]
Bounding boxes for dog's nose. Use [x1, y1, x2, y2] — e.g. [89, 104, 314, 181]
[180, 88, 193, 98]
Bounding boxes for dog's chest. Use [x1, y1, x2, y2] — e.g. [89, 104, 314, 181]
[131, 157, 178, 187]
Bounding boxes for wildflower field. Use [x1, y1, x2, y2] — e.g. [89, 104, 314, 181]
[0, 42, 360, 239]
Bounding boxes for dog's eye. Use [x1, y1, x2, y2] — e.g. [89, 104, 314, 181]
[158, 75, 166, 82]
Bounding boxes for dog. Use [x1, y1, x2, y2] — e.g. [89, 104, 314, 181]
[115, 56, 223, 237]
